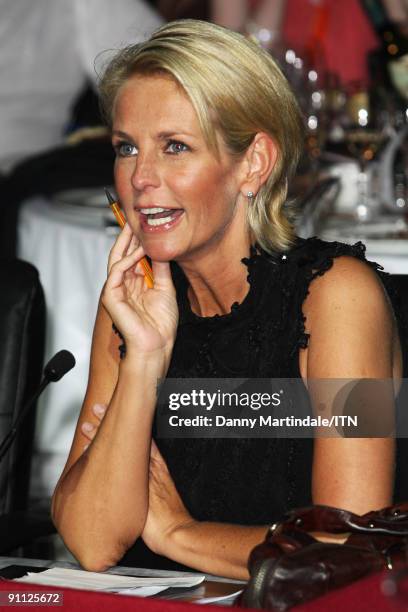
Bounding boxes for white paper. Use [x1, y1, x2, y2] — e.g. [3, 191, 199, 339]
[114, 586, 168, 597]
[196, 590, 243, 605]
[15, 567, 205, 594]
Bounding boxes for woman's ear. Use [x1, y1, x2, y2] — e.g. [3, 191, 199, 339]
[240, 132, 278, 197]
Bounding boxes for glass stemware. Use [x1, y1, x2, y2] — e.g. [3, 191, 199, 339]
[345, 127, 385, 221]
[344, 92, 386, 222]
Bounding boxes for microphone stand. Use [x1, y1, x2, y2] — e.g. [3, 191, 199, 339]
[0, 349, 75, 464]
[0, 350, 75, 555]
[0, 377, 50, 464]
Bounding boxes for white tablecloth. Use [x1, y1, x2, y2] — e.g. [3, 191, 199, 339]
[363, 251, 407, 274]
[18, 196, 117, 496]
[318, 221, 408, 275]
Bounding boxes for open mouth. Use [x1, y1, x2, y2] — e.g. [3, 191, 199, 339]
[138, 207, 184, 228]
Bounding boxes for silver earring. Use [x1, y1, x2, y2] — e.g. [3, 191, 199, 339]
[247, 191, 254, 204]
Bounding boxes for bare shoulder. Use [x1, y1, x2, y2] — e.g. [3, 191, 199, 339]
[305, 255, 391, 314]
[301, 255, 398, 379]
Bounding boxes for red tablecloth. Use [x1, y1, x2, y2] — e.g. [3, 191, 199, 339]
[0, 579, 228, 611]
[1, 570, 407, 611]
[294, 570, 407, 612]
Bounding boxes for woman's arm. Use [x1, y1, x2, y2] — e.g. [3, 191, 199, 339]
[161, 522, 267, 580]
[138, 442, 268, 580]
[78, 411, 267, 580]
[51, 226, 178, 572]
[302, 256, 400, 513]
[52, 341, 166, 571]
[139, 256, 401, 578]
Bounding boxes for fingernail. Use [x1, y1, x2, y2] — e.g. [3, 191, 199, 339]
[94, 404, 106, 416]
[82, 422, 94, 433]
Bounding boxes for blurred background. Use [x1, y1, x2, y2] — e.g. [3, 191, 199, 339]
[0, 0, 407, 558]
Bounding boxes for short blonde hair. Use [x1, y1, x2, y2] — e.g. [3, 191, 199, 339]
[99, 19, 304, 252]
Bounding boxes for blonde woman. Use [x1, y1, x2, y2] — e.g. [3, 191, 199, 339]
[52, 20, 403, 579]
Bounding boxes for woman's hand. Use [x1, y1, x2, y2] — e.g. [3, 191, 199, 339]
[81, 403, 107, 451]
[101, 224, 178, 358]
[141, 441, 196, 556]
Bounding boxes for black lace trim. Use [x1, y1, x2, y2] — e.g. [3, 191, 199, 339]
[112, 237, 403, 372]
[177, 244, 270, 326]
[292, 238, 394, 355]
[112, 323, 126, 359]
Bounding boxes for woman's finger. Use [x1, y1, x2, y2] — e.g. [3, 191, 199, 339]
[108, 223, 133, 270]
[150, 440, 169, 472]
[81, 404, 106, 442]
[126, 235, 152, 280]
[150, 439, 160, 458]
[81, 421, 97, 441]
[125, 233, 139, 256]
[92, 403, 107, 422]
[126, 236, 148, 278]
[108, 224, 142, 273]
[150, 260, 175, 293]
[105, 245, 146, 291]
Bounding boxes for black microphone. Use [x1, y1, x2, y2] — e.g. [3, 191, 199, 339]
[43, 350, 76, 382]
[0, 350, 76, 463]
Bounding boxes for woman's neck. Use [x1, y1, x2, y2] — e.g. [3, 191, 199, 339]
[178, 235, 253, 317]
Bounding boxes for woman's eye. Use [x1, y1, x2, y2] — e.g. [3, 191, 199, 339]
[165, 140, 189, 154]
[114, 142, 138, 157]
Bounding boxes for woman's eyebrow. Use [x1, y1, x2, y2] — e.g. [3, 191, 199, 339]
[111, 129, 198, 141]
[157, 131, 197, 140]
[111, 129, 134, 140]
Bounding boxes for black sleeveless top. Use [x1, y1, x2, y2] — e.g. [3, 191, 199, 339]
[119, 237, 407, 569]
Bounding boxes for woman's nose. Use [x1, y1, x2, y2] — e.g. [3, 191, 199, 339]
[131, 154, 160, 191]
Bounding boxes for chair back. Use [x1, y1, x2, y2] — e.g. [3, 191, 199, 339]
[392, 274, 408, 367]
[0, 260, 45, 515]
[391, 274, 408, 503]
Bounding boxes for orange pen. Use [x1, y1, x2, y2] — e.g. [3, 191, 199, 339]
[104, 188, 154, 288]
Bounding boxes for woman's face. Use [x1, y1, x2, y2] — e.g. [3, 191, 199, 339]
[112, 74, 248, 262]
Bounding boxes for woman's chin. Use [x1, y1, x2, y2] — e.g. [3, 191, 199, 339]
[143, 242, 183, 263]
